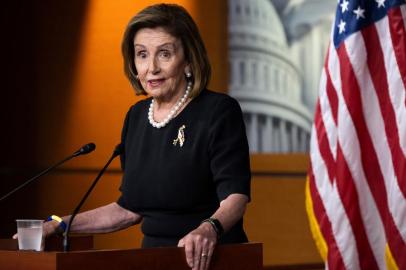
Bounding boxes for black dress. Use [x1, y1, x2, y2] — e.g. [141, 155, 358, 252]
[117, 89, 251, 248]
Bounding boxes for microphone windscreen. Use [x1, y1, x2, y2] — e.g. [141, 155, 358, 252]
[82, 143, 96, 154]
[74, 143, 96, 157]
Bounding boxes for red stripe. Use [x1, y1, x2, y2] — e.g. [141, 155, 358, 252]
[336, 145, 379, 269]
[325, 69, 339, 126]
[308, 163, 346, 270]
[314, 101, 336, 184]
[387, 8, 406, 199]
[361, 21, 406, 268]
[337, 44, 382, 269]
[324, 47, 339, 125]
[337, 43, 406, 268]
[388, 8, 406, 96]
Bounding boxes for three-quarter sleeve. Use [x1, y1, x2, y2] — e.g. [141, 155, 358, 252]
[117, 105, 133, 212]
[119, 106, 132, 171]
[208, 97, 251, 202]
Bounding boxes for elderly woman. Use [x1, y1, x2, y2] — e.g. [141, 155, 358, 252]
[37, 4, 250, 270]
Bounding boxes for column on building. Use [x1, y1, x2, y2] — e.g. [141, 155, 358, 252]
[279, 119, 288, 153]
[305, 133, 310, 152]
[249, 113, 259, 152]
[272, 118, 280, 152]
[262, 116, 273, 152]
[291, 124, 298, 152]
[239, 60, 245, 85]
[299, 128, 307, 152]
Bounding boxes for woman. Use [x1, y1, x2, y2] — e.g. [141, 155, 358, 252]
[32, 4, 250, 270]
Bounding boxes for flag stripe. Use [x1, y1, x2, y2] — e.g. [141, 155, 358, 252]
[344, 14, 406, 267]
[324, 46, 339, 125]
[382, 9, 406, 195]
[315, 100, 336, 183]
[389, 7, 406, 101]
[330, 41, 384, 266]
[325, 66, 339, 126]
[321, 53, 339, 161]
[373, 10, 406, 201]
[307, 2, 406, 269]
[362, 15, 406, 241]
[338, 40, 406, 267]
[383, 8, 406, 194]
[345, 23, 406, 267]
[336, 43, 387, 268]
[337, 41, 388, 267]
[308, 169, 346, 269]
[310, 124, 360, 270]
[336, 145, 380, 269]
[328, 42, 387, 268]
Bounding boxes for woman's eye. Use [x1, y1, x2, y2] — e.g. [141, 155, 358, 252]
[136, 51, 147, 58]
[159, 50, 171, 59]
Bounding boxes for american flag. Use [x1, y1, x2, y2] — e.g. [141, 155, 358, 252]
[306, 0, 406, 269]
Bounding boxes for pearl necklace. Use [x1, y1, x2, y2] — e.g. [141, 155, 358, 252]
[148, 82, 192, 129]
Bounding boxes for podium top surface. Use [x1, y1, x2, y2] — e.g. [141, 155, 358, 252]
[0, 242, 263, 270]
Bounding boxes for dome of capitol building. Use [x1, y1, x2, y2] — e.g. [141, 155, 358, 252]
[228, 0, 334, 153]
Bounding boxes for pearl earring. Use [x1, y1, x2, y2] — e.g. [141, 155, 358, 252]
[186, 72, 192, 78]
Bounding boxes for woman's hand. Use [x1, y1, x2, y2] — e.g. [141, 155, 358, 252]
[178, 222, 217, 270]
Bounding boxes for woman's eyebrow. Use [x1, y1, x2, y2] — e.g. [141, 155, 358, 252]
[134, 43, 145, 47]
[133, 42, 178, 51]
[157, 42, 177, 50]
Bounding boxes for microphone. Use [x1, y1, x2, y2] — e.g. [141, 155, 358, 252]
[0, 143, 96, 202]
[63, 143, 122, 252]
[73, 143, 96, 157]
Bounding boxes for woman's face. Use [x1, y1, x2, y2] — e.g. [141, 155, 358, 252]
[133, 27, 189, 101]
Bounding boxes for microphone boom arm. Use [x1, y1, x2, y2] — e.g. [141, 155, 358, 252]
[63, 144, 121, 252]
[0, 143, 95, 202]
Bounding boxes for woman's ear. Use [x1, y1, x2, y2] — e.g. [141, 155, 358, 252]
[184, 65, 192, 78]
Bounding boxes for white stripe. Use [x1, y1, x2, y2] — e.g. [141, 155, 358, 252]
[375, 14, 406, 241]
[314, 43, 362, 270]
[310, 125, 360, 270]
[345, 33, 397, 268]
[318, 68, 338, 160]
[378, 10, 406, 156]
[329, 44, 383, 269]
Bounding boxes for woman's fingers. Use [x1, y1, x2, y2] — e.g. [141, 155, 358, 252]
[180, 224, 217, 270]
[177, 238, 185, 247]
[199, 250, 209, 270]
[184, 238, 195, 268]
[200, 241, 215, 270]
[192, 237, 204, 270]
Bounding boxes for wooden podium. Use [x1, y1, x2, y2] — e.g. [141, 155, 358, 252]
[0, 238, 262, 270]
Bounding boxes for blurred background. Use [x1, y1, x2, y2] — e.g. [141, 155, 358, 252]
[0, 0, 337, 268]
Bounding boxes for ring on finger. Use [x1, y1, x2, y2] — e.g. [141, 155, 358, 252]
[201, 253, 208, 258]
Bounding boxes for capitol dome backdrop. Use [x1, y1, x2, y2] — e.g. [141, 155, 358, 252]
[228, 0, 336, 153]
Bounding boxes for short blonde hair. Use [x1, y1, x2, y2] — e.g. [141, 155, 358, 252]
[121, 4, 211, 98]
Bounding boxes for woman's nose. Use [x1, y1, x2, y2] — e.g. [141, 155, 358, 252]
[149, 57, 160, 74]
